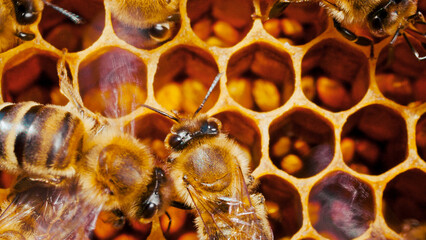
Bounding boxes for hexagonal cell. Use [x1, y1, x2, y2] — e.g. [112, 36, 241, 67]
[383, 169, 426, 236]
[154, 46, 219, 114]
[213, 111, 262, 171]
[260, 1, 328, 45]
[309, 171, 375, 239]
[132, 114, 173, 160]
[375, 37, 426, 106]
[78, 47, 147, 118]
[187, 0, 254, 47]
[301, 39, 369, 112]
[258, 175, 303, 238]
[39, 0, 105, 52]
[416, 114, 426, 161]
[341, 104, 408, 175]
[110, 3, 181, 50]
[226, 43, 294, 112]
[2, 51, 67, 105]
[269, 108, 334, 178]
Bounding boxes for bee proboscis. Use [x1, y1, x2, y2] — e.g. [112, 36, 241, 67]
[0, 51, 172, 238]
[143, 73, 273, 240]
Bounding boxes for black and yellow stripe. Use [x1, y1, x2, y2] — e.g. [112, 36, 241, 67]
[0, 102, 85, 177]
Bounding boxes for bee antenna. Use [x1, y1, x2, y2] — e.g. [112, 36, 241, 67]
[139, 104, 180, 122]
[193, 72, 223, 117]
[42, 0, 85, 24]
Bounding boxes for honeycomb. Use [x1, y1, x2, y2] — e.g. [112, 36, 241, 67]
[0, 0, 425, 239]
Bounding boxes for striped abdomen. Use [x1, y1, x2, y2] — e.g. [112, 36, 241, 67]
[0, 102, 86, 178]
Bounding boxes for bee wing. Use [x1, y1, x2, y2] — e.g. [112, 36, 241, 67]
[186, 166, 268, 239]
[0, 179, 102, 239]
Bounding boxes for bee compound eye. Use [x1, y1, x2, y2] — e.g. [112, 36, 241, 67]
[14, 1, 39, 25]
[371, 16, 383, 31]
[148, 23, 173, 42]
[139, 202, 157, 219]
[208, 121, 219, 133]
[168, 134, 182, 149]
[201, 121, 219, 134]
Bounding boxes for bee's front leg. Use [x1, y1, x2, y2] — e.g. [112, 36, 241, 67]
[333, 19, 375, 58]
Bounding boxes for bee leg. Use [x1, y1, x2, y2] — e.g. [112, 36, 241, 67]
[333, 19, 375, 58]
[402, 32, 426, 61]
[57, 50, 108, 130]
[171, 201, 192, 210]
[268, 1, 291, 19]
[165, 211, 172, 234]
[15, 31, 35, 41]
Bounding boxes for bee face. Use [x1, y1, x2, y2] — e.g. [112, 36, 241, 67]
[165, 115, 222, 151]
[106, 0, 180, 43]
[135, 167, 171, 222]
[367, 0, 418, 37]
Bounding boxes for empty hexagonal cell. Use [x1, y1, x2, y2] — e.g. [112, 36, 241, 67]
[302, 39, 369, 112]
[383, 169, 426, 237]
[154, 46, 219, 114]
[110, 2, 181, 50]
[258, 175, 303, 238]
[226, 43, 294, 112]
[2, 51, 67, 105]
[269, 108, 334, 178]
[78, 47, 147, 118]
[341, 104, 407, 175]
[187, 0, 254, 47]
[309, 171, 375, 239]
[39, 0, 105, 52]
[375, 37, 426, 106]
[213, 111, 262, 170]
[417, 114, 426, 161]
[260, 1, 328, 45]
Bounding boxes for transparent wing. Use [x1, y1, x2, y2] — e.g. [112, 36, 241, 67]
[187, 166, 268, 240]
[0, 178, 102, 239]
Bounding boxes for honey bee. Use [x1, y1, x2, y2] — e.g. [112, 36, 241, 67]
[104, 0, 180, 42]
[143, 74, 274, 240]
[267, 0, 425, 60]
[0, 52, 172, 238]
[0, 0, 84, 53]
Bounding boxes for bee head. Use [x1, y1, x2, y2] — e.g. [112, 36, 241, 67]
[148, 14, 180, 42]
[367, 0, 418, 37]
[135, 167, 171, 222]
[165, 115, 222, 150]
[141, 72, 223, 151]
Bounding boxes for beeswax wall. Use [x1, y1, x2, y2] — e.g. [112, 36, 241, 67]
[0, 0, 425, 239]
